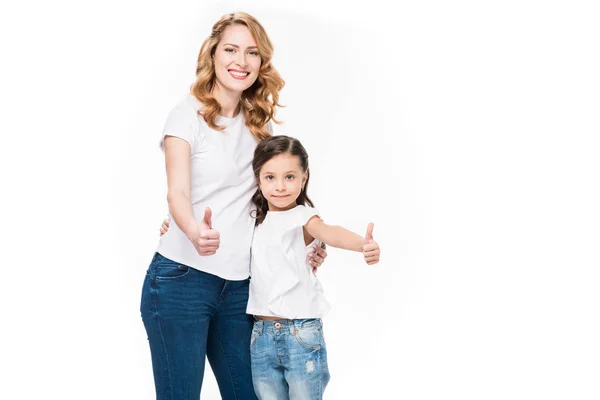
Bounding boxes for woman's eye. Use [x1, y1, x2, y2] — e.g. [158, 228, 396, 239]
[248, 51, 259, 56]
[225, 48, 235, 53]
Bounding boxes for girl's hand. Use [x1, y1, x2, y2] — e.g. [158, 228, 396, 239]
[363, 223, 380, 265]
[190, 207, 220, 256]
[159, 217, 170, 236]
[309, 243, 328, 273]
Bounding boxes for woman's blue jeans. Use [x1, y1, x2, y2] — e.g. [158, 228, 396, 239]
[140, 252, 257, 400]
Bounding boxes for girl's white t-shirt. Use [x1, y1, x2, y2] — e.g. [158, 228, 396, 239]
[247, 205, 331, 319]
[156, 94, 264, 280]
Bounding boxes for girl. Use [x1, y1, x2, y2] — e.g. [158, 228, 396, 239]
[248, 135, 380, 399]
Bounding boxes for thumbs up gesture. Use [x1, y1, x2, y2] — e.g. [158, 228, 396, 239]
[362, 222, 380, 265]
[192, 207, 220, 256]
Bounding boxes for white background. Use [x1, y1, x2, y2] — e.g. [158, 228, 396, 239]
[1, 0, 599, 399]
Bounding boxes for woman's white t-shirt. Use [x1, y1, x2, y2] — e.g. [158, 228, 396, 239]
[156, 94, 264, 280]
[247, 205, 331, 319]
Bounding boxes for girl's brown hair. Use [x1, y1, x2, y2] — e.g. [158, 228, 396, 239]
[191, 12, 284, 141]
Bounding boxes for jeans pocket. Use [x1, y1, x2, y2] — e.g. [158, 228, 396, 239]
[294, 326, 322, 351]
[156, 264, 190, 280]
[153, 257, 191, 280]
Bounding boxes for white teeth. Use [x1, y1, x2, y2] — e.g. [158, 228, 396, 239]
[230, 71, 249, 77]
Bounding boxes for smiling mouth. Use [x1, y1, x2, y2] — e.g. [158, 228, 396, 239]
[229, 70, 250, 79]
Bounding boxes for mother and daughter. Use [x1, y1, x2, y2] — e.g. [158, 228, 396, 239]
[140, 12, 381, 400]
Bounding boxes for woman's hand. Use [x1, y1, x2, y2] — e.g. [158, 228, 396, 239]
[160, 209, 220, 256]
[159, 217, 170, 236]
[189, 207, 220, 256]
[309, 243, 328, 273]
[363, 223, 380, 265]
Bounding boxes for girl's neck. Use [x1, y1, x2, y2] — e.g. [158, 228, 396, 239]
[268, 202, 298, 213]
[212, 84, 242, 118]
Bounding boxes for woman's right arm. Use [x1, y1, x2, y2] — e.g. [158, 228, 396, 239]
[164, 136, 220, 256]
[164, 135, 197, 237]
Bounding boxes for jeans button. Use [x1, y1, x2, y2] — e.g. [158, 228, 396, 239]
[275, 323, 281, 328]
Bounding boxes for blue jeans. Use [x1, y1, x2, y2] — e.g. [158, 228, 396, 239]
[140, 252, 257, 400]
[250, 319, 330, 400]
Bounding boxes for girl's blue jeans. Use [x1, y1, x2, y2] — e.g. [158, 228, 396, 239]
[250, 318, 330, 400]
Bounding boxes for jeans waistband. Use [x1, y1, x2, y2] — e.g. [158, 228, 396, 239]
[253, 318, 322, 335]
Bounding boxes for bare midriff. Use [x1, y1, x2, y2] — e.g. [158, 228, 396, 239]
[255, 315, 290, 321]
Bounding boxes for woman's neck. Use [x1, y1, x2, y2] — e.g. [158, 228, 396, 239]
[212, 84, 242, 118]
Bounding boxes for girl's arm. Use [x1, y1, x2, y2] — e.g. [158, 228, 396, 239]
[304, 216, 381, 265]
[304, 216, 363, 251]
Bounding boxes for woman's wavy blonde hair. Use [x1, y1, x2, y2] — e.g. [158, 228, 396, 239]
[191, 12, 284, 141]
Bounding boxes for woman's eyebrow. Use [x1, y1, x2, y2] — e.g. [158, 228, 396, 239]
[222, 43, 258, 49]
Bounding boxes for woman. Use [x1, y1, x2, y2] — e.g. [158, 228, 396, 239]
[140, 12, 327, 399]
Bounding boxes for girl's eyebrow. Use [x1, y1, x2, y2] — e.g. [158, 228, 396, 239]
[261, 171, 297, 176]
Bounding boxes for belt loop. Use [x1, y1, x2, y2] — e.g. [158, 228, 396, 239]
[289, 320, 295, 335]
[257, 320, 264, 335]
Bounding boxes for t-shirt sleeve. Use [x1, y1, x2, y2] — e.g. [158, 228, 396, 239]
[159, 102, 200, 151]
[299, 206, 319, 226]
[276, 206, 320, 236]
[279, 206, 322, 274]
[286, 205, 319, 231]
[296, 206, 321, 247]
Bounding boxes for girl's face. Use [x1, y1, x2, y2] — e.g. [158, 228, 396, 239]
[213, 24, 262, 96]
[258, 153, 307, 212]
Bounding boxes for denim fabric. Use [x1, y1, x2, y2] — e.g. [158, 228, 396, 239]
[250, 319, 330, 400]
[140, 252, 257, 400]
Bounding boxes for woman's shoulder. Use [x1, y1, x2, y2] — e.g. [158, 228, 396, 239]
[170, 93, 203, 115]
[160, 94, 206, 146]
[163, 94, 206, 132]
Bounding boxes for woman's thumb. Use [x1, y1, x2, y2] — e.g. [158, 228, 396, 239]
[203, 207, 212, 228]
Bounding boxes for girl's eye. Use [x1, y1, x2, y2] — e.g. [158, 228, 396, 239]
[286, 175, 295, 180]
[265, 175, 274, 181]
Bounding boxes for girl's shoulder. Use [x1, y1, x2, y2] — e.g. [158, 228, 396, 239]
[266, 205, 320, 229]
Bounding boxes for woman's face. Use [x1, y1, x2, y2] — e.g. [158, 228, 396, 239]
[213, 24, 262, 96]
